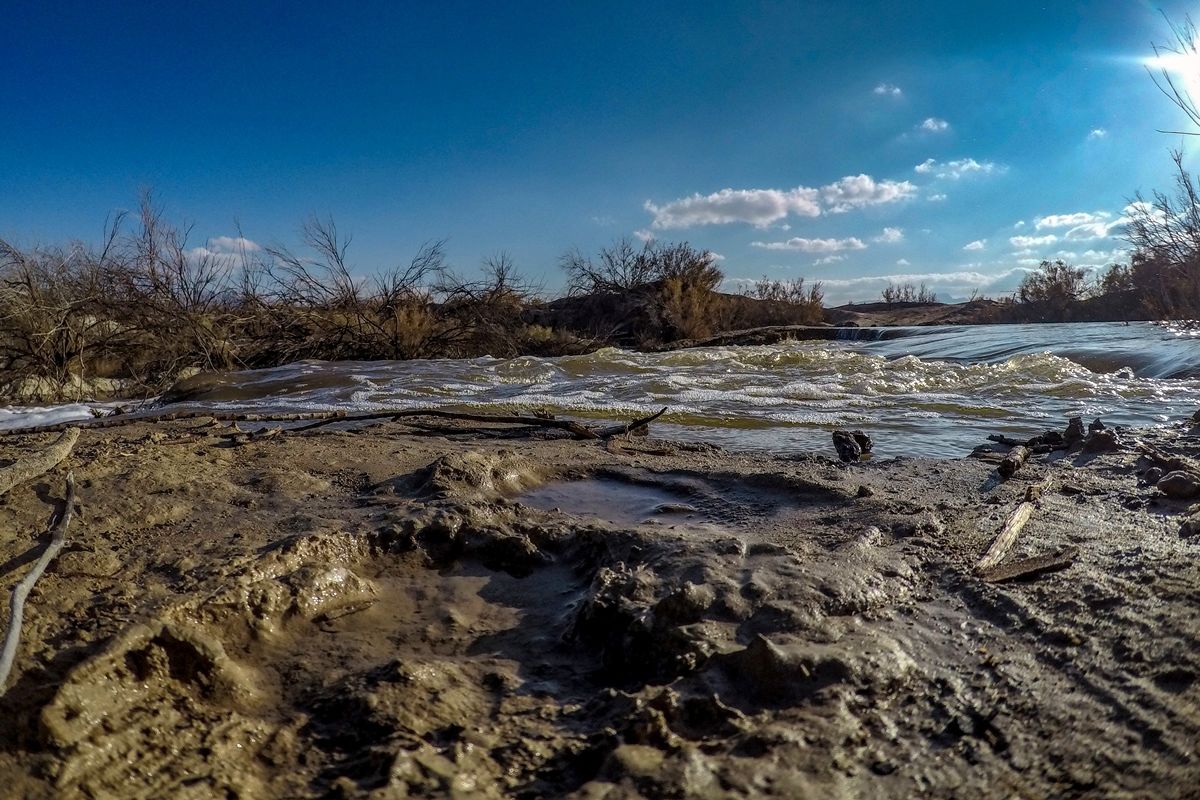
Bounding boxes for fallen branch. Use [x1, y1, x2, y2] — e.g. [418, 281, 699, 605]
[978, 544, 1078, 583]
[0, 407, 669, 443]
[0, 472, 75, 691]
[975, 482, 1047, 574]
[0, 428, 80, 496]
[287, 409, 602, 438]
[592, 407, 668, 438]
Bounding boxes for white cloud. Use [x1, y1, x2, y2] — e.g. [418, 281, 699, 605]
[1063, 222, 1118, 240]
[920, 117, 950, 132]
[709, 252, 726, 261]
[820, 175, 917, 213]
[914, 157, 1004, 180]
[208, 236, 260, 253]
[1034, 211, 1111, 230]
[896, 258, 910, 266]
[751, 236, 868, 253]
[963, 239, 986, 251]
[814, 254, 847, 265]
[1013, 220, 1026, 229]
[1010, 248, 1036, 257]
[1088, 128, 1108, 139]
[634, 228, 655, 242]
[1009, 234, 1057, 248]
[644, 173, 916, 229]
[644, 187, 821, 229]
[927, 193, 947, 202]
[873, 83, 902, 96]
[873, 226, 904, 244]
[187, 235, 261, 266]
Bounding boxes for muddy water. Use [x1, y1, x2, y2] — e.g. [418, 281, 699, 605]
[3, 321, 1199, 457]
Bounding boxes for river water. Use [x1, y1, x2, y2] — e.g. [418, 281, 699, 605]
[2, 322, 1198, 458]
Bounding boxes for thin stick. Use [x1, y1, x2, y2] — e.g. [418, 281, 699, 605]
[0, 472, 75, 691]
[0, 428, 79, 496]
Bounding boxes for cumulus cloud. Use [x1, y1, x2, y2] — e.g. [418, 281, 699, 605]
[1088, 128, 1108, 139]
[1014, 220, 1026, 229]
[750, 236, 868, 253]
[814, 254, 847, 265]
[634, 228, 655, 242]
[1063, 222, 1119, 240]
[644, 187, 821, 229]
[1034, 211, 1111, 230]
[896, 258, 910, 266]
[644, 173, 916, 229]
[820, 175, 916, 213]
[927, 193, 947, 202]
[914, 157, 1004, 180]
[187, 235, 261, 266]
[963, 239, 986, 251]
[873, 83, 902, 96]
[1009, 234, 1057, 248]
[920, 117, 950, 132]
[873, 226, 904, 244]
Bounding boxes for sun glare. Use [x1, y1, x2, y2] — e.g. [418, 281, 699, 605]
[1145, 47, 1200, 103]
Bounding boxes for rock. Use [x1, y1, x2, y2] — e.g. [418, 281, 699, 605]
[1180, 514, 1200, 537]
[1158, 471, 1200, 499]
[850, 430, 873, 454]
[1088, 418, 1107, 433]
[1144, 467, 1164, 485]
[856, 484, 874, 498]
[1064, 417, 1085, 447]
[1083, 429, 1121, 452]
[832, 430, 862, 463]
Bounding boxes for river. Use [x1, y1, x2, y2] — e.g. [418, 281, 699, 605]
[2, 321, 1198, 457]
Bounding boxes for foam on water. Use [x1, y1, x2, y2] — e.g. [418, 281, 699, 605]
[2, 322, 1198, 457]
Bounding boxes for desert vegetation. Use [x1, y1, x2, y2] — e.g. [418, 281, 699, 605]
[0, 203, 828, 402]
[879, 281, 938, 304]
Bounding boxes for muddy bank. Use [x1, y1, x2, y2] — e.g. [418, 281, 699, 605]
[0, 414, 1198, 798]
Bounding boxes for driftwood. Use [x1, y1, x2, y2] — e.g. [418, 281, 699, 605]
[0, 472, 75, 691]
[975, 482, 1046, 574]
[0, 428, 80, 496]
[0, 407, 669, 442]
[998, 445, 1030, 479]
[978, 544, 1079, 583]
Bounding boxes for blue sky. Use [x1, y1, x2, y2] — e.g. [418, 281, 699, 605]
[3, 1, 1199, 302]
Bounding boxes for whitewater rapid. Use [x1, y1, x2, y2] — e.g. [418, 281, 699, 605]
[2, 322, 1198, 457]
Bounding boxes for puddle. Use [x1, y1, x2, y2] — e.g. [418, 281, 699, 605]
[519, 477, 710, 526]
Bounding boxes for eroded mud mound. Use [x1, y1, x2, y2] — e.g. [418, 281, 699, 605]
[0, 425, 1198, 798]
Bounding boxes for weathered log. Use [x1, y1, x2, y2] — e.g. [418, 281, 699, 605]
[0, 473, 75, 691]
[0, 428, 79, 497]
[978, 544, 1078, 583]
[998, 445, 1030, 479]
[975, 482, 1046, 574]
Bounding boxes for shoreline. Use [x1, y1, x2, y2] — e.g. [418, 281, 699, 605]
[0, 414, 1197, 796]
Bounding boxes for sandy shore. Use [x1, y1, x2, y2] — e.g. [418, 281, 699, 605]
[0, 414, 1197, 798]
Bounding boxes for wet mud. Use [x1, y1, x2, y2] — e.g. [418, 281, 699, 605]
[0, 417, 1197, 797]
